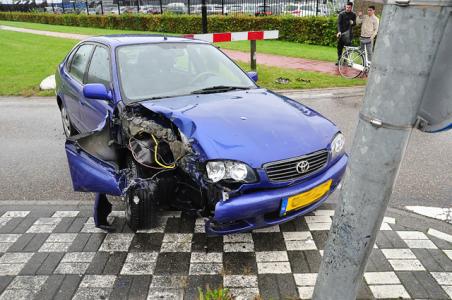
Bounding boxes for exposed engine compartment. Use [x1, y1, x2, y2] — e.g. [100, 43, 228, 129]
[118, 106, 216, 228]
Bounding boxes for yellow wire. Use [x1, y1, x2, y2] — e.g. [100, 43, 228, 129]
[151, 134, 176, 169]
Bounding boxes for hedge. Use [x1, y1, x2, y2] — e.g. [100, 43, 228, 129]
[0, 12, 361, 47]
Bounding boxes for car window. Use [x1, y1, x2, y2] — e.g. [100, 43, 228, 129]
[69, 44, 94, 83]
[86, 46, 111, 87]
[117, 43, 256, 103]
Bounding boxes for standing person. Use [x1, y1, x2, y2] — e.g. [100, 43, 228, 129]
[357, 5, 379, 63]
[336, 2, 356, 66]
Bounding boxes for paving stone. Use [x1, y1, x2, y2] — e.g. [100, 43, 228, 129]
[83, 234, 105, 252]
[19, 252, 48, 275]
[287, 250, 320, 273]
[12, 217, 36, 234]
[364, 271, 400, 284]
[0, 288, 35, 299]
[99, 233, 134, 252]
[66, 217, 88, 233]
[274, 273, 298, 299]
[398, 271, 450, 299]
[389, 259, 425, 271]
[67, 233, 90, 252]
[223, 252, 257, 275]
[185, 275, 223, 299]
[191, 233, 223, 252]
[130, 233, 163, 252]
[102, 252, 127, 275]
[6, 234, 34, 252]
[127, 275, 152, 299]
[0, 218, 22, 234]
[52, 274, 82, 300]
[39, 233, 77, 252]
[252, 232, 286, 251]
[1, 212, 30, 218]
[36, 253, 64, 275]
[431, 272, 452, 285]
[382, 248, 416, 259]
[85, 252, 110, 275]
[52, 211, 79, 218]
[109, 275, 133, 300]
[120, 252, 158, 275]
[367, 249, 393, 272]
[283, 232, 317, 251]
[34, 274, 65, 299]
[80, 274, 117, 288]
[6, 275, 48, 291]
[368, 284, 410, 299]
[72, 287, 113, 300]
[405, 239, 438, 249]
[413, 249, 450, 271]
[23, 233, 49, 252]
[160, 233, 193, 252]
[52, 218, 76, 233]
[154, 252, 191, 275]
[0, 277, 13, 295]
[27, 218, 62, 233]
[257, 274, 280, 300]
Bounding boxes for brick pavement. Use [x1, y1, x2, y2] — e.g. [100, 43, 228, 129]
[0, 204, 449, 299]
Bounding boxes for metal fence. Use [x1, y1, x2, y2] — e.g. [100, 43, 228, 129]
[0, 0, 343, 17]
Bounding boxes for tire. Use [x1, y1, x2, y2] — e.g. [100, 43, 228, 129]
[339, 49, 364, 79]
[125, 155, 158, 231]
[60, 104, 76, 137]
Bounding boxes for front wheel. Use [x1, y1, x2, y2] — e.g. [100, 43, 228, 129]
[339, 49, 364, 79]
[125, 155, 158, 231]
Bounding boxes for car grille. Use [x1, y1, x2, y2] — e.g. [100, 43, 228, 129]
[263, 150, 329, 182]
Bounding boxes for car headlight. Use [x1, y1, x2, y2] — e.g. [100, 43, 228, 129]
[331, 132, 345, 159]
[206, 161, 257, 183]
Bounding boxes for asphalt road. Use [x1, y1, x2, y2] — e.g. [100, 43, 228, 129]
[0, 89, 450, 211]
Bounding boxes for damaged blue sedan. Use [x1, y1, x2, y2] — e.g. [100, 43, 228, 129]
[56, 35, 348, 234]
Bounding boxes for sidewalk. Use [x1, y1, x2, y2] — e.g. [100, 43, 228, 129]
[0, 25, 340, 76]
[0, 202, 449, 299]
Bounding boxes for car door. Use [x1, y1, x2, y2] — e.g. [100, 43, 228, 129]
[65, 115, 124, 196]
[64, 44, 123, 195]
[63, 43, 95, 132]
[81, 45, 113, 131]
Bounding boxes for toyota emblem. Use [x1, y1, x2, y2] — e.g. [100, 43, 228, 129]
[296, 161, 310, 173]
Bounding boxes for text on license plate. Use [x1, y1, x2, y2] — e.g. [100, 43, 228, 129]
[280, 179, 332, 216]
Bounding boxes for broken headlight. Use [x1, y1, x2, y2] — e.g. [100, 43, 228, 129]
[206, 161, 257, 183]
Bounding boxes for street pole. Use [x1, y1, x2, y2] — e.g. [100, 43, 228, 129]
[201, 0, 207, 33]
[313, 1, 452, 300]
[250, 40, 256, 71]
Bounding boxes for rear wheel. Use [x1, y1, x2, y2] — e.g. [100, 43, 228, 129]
[60, 105, 76, 137]
[339, 49, 364, 79]
[125, 155, 158, 231]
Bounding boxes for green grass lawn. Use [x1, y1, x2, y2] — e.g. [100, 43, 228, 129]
[0, 29, 362, 96]
[0, 20, 337, 62]
[0, 30, 77, 96]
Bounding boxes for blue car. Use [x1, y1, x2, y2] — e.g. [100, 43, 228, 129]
[56, 35, 348, 234]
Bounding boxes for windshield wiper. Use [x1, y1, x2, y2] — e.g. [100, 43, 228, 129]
[190, 86, 250, 94]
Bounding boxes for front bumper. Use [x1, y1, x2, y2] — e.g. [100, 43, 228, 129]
[205, 154, 348, 235]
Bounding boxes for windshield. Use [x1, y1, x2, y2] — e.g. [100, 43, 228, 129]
[117, 42, 257, 103]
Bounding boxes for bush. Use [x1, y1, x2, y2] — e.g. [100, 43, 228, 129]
[0, 12, 361, 47]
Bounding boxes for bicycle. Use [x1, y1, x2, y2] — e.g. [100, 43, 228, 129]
[338, 45, 370, 79]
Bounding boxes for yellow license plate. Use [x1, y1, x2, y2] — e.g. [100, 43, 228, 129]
[280, 180, 332, 216]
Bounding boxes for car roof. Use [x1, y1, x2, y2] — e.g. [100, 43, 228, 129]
[84, 34, 208, 47]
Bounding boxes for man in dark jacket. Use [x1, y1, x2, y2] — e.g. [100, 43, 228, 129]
[336, 2, 356, 65]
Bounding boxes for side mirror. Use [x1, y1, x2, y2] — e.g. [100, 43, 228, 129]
[247, 71, 258, 82]
[83, 83, 112, 101]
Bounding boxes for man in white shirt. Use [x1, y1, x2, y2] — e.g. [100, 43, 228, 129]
[357, 5, 379, 63]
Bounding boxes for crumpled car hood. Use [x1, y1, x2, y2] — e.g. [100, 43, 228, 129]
[139, 89, 338, 168]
